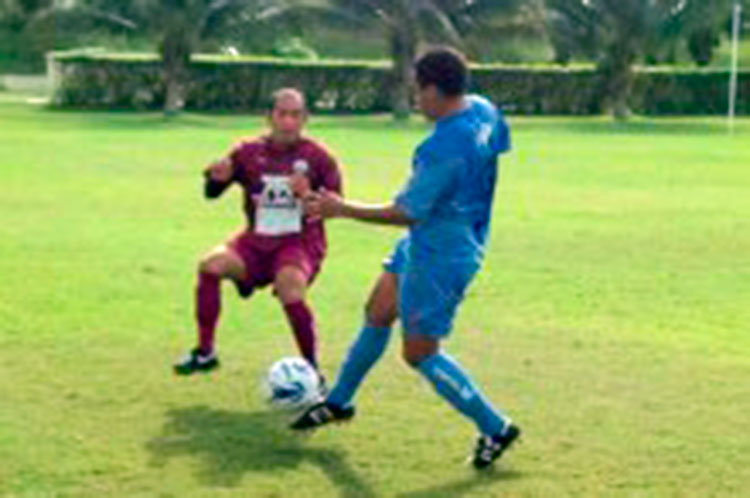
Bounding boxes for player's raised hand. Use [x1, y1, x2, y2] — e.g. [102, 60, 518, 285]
[304, 188, 343, 219]
[204, 157, 233, 182]
[290, 173, 311, 198]
[302, 191, 323, 218]
[317, 188, 345, 218]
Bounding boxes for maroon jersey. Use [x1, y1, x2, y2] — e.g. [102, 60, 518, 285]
[227, 135, 342, 256]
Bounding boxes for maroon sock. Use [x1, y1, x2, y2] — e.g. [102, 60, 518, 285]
[283, 300, 318, 368]
[196, 272, 221, 354]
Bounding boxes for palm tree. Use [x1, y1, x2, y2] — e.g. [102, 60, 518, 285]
[681, 0, 736, 66]
[318, 0, 526, 120]
[545, 0, 732, 119]
[129, 0, 293, 115]
[38, 0, 317, 114]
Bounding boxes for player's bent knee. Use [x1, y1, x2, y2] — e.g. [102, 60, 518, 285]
[402, 337, 439, 368]
[274, 266, 308, 304]
[198, 257, 222, 276]
[402, 349, 427, 368]
[276, 286, 305, 304]
[198, 249, 242, 278]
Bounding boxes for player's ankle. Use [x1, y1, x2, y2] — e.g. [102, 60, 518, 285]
[325, 399, 352, 412]
[196, 346, 215, 357]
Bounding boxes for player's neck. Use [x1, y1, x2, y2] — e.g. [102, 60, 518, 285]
[434, 96, 467, 121]
[267, 133, 301, 149]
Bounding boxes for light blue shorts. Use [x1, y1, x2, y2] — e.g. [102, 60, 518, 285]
[383, 237, 478, 337]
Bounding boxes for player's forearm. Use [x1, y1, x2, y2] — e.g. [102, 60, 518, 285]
[204, 178, 231, 199]
[338, 201, 413, 226]
[203, 157, 234, 199]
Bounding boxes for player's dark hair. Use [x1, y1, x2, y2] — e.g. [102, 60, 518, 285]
[414, 47, 468, 97]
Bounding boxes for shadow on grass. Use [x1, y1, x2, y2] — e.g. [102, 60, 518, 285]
[146, 405, 374, 497]
[396, 468, 523, 498]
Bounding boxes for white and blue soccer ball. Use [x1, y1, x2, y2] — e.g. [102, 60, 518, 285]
[264, 357, 320, 411]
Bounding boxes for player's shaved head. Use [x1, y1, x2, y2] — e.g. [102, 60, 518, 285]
[271, 88, 307, 112]
[268, 87, 308, 145]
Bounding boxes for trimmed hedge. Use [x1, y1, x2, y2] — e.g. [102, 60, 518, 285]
[472, 66, 602, 115]
[49, 50, 750, 115]
[633, 68, 745, 115]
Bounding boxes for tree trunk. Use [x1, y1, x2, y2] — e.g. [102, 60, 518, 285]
[160, 25, 192, 117]
[389, 10, 418, 121]
[598, 41, 637, 121]
[163, 69, 185, 117]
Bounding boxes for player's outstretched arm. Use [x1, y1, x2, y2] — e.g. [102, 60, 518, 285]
[203, 157, 234, 199]
[304, 189, 413, 226]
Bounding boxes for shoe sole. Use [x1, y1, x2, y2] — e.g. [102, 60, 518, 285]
[290, 409, 355, 431]
[470, 429, 521, 470]
[173, 364, 220, 376]
[292, 415, 355, 432]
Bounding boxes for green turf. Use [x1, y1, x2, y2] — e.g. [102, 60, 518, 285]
[1, 102, 749, 497]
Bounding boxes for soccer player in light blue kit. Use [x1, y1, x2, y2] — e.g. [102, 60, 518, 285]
[292, 47, 521, 468]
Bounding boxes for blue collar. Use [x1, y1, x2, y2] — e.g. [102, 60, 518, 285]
[436, 98, 470, 128]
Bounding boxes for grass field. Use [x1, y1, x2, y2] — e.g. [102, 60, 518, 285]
[1, 101, 749, 498]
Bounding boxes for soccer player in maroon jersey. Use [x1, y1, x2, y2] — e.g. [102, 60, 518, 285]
[174, 88, 342, 384]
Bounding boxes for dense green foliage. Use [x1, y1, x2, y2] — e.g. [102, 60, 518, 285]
[50, 52, 750, 115]
[545, 0, 739, 118]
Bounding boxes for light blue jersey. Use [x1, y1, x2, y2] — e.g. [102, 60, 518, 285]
[385, 95, 510, 336]
[326, 94, 515, 439]
[394, 94, 510, 265]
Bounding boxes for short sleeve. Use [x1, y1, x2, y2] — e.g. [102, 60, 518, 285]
[227, 144, 246, 183]
[491, 114, 511, 155]
[318, 149, 343, 195]
[394, 148, 460, 222]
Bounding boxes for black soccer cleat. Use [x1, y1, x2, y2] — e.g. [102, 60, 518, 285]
[471, 423, 521, 469]
[290, 401, 355, 431]
[173, 348, 219, 375]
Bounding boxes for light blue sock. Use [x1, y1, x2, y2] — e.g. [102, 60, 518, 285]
[417, 352, 508, 436]
[327, 325, 392, 409]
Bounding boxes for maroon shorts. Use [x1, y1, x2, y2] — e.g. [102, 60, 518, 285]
[227, 231, 323, 298]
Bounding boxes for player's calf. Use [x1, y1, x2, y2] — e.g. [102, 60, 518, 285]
[364, 271, 398, 328]
[174, 245, 245, 375]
